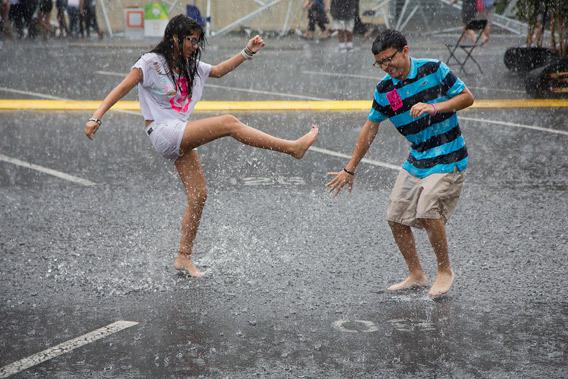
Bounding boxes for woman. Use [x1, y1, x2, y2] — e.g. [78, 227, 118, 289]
[84, 15, 319, 278]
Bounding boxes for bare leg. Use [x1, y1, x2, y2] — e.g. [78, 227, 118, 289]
[179, 114, 318, 158]
[173, 150, 207, 278]
[387, 221, 429, 291]
[481, 24, 491, 45]
[419, 218, 455, 297]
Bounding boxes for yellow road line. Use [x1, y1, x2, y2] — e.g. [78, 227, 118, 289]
[1, 99, 568, 111]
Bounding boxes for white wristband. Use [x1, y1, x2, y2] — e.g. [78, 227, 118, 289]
[240, 49, 253, 60]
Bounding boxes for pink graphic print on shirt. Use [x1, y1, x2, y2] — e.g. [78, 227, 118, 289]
[169, 77, 191, 113]
[386, 88, 403, 112]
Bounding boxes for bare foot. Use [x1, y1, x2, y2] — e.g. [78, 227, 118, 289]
[387, 273, 429, 292]
[291, 125, 319, 159]
[428, 269, 455, 298]
[174, 254, 203, 278]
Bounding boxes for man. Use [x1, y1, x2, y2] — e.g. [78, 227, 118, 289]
[330, 0, 357, 51]
[327, 29, 474, 298]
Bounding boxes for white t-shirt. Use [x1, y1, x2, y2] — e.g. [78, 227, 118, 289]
[132, 53, 212, 122]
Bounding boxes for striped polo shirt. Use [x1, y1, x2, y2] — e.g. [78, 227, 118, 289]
[368, 57, 468, 178]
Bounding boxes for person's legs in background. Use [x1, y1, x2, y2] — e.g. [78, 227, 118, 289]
[56, 0, 68, 38]
[304, 6, 316, 39]
[8, 1, 24, 39]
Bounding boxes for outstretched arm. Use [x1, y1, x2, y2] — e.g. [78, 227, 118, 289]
[209, 35, 265, 78]
[84, 68, 142, 140]
[326, 119, 381, 197]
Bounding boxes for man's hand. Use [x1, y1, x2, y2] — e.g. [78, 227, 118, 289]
[84, 120, 100, 140]
[410, 102, 437, 118]
[326, 170, 355, 197]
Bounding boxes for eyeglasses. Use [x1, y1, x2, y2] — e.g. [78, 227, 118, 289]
[373, 50, 400, 69]
[184, 36, 202, 47]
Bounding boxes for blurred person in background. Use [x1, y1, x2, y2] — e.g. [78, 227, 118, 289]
[83, 0, 102, 39]
[330, 0, 358, 51]
[55, 0, 68, 38]
[8, 0, 25, 38]
[453, 0, 477, 44]
[22, 0, 38, 39]
[38, 0, 53, 40]
[67, 0, 83, 38]
[0, 0, 12, 39]
[477, 0, 494, 46]
[303, 0, 329, 40]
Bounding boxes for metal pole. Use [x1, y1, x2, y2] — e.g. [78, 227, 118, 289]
[206, 0, 211, 36]
[395, 0, 410, 30]
[280, 0, 294, 37]
[167, 0, 180, 14]
[99, 0, 113, 38]
[398, 5, 418, 31]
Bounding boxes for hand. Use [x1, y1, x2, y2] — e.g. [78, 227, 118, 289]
[326, 170, 354, 198]
[246, 35, 265, 54]
[410, 102, 436, 118]
[84, 120, 100, 140]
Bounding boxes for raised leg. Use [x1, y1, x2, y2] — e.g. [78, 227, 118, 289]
[173, 149, 207, 278]
[387, 221, 429, 291]
[179, 114, 318, 159]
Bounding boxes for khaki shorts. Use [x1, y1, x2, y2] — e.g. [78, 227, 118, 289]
[332, 19, 354, 32]
[387, 169, 465, 228]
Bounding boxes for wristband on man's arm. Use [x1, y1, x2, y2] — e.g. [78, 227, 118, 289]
[88, 117, 102, 126]
[343, 168, 355, 176]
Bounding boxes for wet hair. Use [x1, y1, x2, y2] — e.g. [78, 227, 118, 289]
[150, 14, 206, 98]
[371, 29, 407, 55]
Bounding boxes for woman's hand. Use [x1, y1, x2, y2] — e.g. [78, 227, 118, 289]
[84, 120, 100, 140]
[246, 35, 265, 54]
[326, 170, 355, 197]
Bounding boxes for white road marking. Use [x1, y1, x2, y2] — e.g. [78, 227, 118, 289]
[468, 86, 526, 94]
[0, 87, 66, 100]
[461, 116, 568, 136]
[94, 71, 329, 100]
[0, 321, 138, 378]
[302, 70, 381, 80]
[310, 146, 400, 171]
[92, 70, 124, 77]
[0, 153, 96, 186]
[204, 83, 329, 100]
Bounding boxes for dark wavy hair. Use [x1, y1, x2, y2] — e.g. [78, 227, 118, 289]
[371, 29, 407, 55]
[150, 15, 206, 98]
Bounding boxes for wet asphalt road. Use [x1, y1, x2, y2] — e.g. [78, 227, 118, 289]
[1, 23, 568, 379]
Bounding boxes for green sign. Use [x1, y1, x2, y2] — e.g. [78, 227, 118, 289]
[144, 2, 168, 21]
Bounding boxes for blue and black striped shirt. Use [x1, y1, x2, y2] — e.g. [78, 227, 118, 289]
[368, 58, 468, 178]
